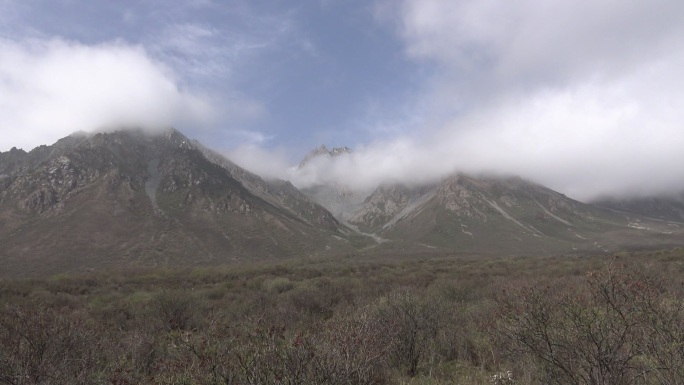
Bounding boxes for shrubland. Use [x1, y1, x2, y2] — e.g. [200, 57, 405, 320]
[0, 249, 683, 384]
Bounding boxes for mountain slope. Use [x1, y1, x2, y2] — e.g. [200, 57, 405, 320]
[0, 129, 354, 277]
[197, 144, 342, 231]
[301, 170, 684, 255]
[593, 194, 684, 221]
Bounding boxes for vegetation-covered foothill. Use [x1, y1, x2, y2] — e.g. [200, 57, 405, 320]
[1, 249, 683, 384]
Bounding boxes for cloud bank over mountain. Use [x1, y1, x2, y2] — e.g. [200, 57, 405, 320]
[231, 0, 684, 202]
[0, 38, 214, 152]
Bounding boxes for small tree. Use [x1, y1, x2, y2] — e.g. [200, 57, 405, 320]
[316, 304, 395, 384]
[496, 263, 659, 385]
[378, 288, 443, 376]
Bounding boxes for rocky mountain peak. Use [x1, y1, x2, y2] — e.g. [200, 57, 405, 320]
[330, 146, 352, 156]
[297, 144, 352, 168]
[8, 147, 26, 154]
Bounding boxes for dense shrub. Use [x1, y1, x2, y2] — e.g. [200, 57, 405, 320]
[496, 261, 684, 385]
[0, 251, 682, 384]
[0, 305, 105, 384]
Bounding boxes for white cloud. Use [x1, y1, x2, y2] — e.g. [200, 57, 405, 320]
[151, 23, 230, 79]
[0, 38, 215, 151]
[440, 63, 684, 200]
[227, 144, 292, 181]
[395, 0, 684, 85]
[285, 59, 684, 201]
[278, 0, 684, 201]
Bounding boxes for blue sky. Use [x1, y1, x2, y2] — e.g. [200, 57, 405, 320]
[2, 0, 684, 200]
[0, 0, 419, 153]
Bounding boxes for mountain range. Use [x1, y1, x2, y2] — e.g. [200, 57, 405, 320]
[297, 146, 684, 255]
[1, 129, 683, 277]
